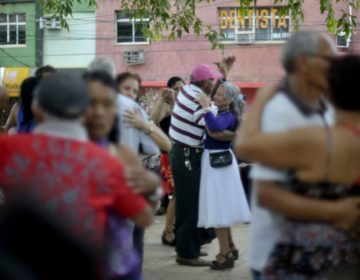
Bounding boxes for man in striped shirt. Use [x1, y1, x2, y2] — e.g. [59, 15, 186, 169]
[169, 64, 223, 266]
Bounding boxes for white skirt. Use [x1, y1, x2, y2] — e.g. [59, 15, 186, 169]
[198, 149, 251, 228]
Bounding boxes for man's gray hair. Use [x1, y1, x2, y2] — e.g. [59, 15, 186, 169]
[281, 31, 329, 74]
[87, 57, 117, 78]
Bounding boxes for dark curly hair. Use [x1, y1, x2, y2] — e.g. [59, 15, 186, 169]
[327, 55, 360, 112]
[167, 76, 184, 89]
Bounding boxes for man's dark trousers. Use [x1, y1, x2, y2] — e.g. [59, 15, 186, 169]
[170, 143, 203, 259]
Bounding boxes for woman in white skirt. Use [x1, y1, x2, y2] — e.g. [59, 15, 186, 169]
[197, 81, 251, 270]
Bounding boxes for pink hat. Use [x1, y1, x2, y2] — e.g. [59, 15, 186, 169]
[190, 64, 223, 82]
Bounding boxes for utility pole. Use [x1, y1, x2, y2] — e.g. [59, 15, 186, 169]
[35, 0, 43, 67]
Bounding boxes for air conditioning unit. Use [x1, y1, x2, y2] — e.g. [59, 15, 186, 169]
[40, 16, 61, 30]
[123, 50, 145, 65]
[235, 33, 254, 45]
[336, 32, 351, 48]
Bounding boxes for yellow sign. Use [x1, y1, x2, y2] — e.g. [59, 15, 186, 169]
[1, 68, 30, 97]
[219, 7, 289, 31]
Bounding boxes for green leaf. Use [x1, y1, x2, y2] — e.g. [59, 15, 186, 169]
[37, 0, 360, 49]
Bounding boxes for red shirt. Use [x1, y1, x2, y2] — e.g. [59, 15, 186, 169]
[0, 134, 147, 242]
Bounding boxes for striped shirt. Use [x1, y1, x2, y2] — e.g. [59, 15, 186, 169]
[169, 84, 206, 147]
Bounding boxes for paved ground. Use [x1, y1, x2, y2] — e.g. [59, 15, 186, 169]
[143, 216, 252, 280]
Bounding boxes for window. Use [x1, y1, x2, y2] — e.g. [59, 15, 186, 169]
[116, 11, 149, 44]
[218, 7, 290, 44]
[0, 13, 26, 46]
[336, 32, 351, 48]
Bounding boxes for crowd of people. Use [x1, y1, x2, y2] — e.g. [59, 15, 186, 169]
[0, 30, 360, 280]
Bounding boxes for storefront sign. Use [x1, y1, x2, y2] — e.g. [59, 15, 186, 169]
[218, 7, 290, 42]
[0, 67, 30, 97]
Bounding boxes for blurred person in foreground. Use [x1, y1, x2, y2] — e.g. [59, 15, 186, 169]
[236, 55, 360, 280]
[83, 71, 162, 280]
[236, 32, 360, 280]
[0, 199, 101, 280]
[88, 57, 170, 273]
[0, 73, 153, 277]
[234, 31, 337, 280]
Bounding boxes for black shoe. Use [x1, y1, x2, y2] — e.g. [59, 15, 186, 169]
[199, 228, 216, 245]
[210, 253, 234, 270]
[176, 257, 210, 267]
[161, 231, 175, 247]
[231, 249, 239, 260]
[201, 237, 214, 245]
[229, 244, 239, 260]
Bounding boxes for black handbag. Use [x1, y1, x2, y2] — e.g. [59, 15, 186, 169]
[209, 151, 233, 168]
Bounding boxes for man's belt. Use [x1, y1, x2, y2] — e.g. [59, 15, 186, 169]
[172, 140, 203, 151]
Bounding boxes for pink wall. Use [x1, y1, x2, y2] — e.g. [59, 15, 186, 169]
[96, 0, 360, 86]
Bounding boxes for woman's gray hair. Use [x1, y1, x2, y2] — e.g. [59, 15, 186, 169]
[281, 31, 323, 74]
[221, 82, 245, 127]
[87, 57, 117, 78]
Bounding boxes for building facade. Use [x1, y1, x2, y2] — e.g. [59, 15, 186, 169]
[0, 0, 96, 100]
[0, 0, 40, 67]
[42, 1, 96, 68]
[96, 0, 360, 99]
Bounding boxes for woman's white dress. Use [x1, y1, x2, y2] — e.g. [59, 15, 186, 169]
[197, 148, 251, 228]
